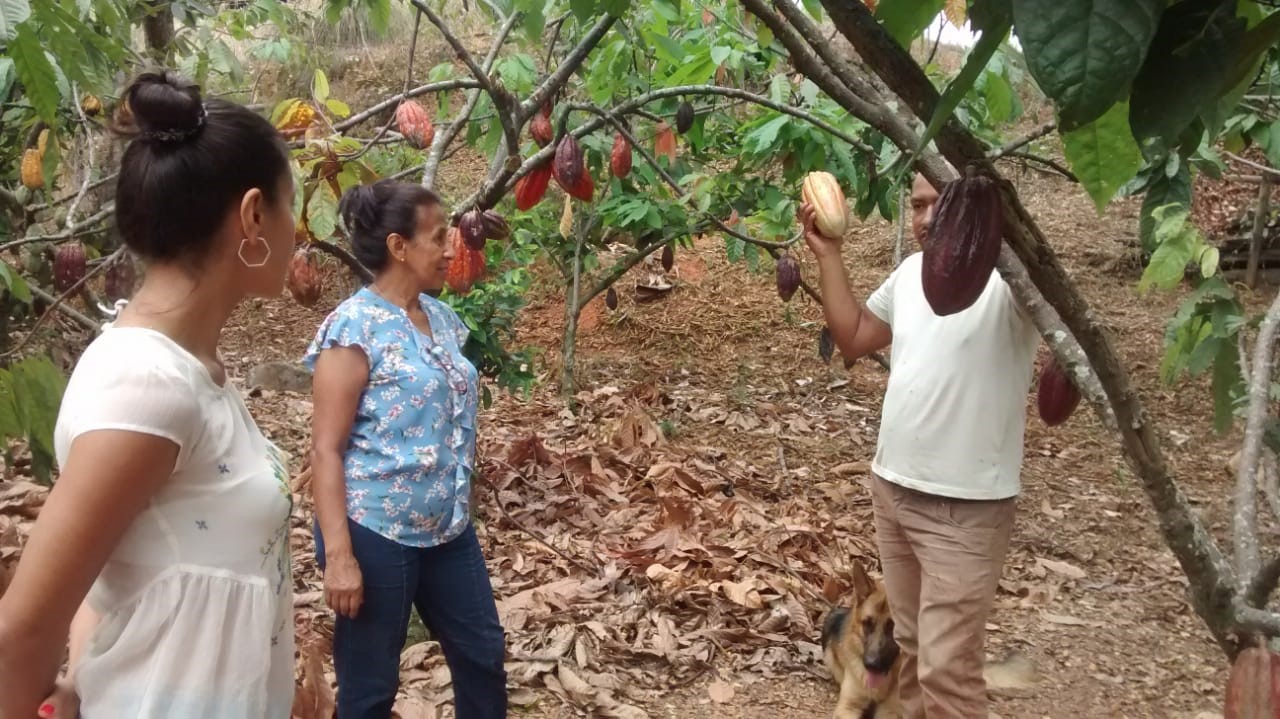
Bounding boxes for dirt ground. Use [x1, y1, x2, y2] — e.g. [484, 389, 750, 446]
[196, 155, 1269, 719]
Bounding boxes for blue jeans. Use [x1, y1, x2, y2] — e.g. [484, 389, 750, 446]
[316, 519, 507, 718]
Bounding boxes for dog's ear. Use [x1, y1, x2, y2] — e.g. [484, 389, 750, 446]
[849, 561, 875, 603]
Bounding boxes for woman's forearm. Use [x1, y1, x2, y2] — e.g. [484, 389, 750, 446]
[311, 449, 353, 559]
[0, 618, 63, 718]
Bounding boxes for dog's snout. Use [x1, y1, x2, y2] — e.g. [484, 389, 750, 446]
[863, 643, 899, 674]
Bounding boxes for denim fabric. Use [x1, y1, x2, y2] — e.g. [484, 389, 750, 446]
[317, 519, 506, 718]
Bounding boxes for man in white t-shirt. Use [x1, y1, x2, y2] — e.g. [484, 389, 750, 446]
[799, 172, 1039, 718]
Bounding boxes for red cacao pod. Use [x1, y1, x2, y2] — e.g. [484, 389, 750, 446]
[53, 242, 87, 293]
[286, 247, 324, 307]
[515, 160, 553, 211]
[675, 101, 694, 134]
[395, 100, 435, 149]
[459, 209, 487, 251]
[610, 133, 632, 178]
[530, 113, 553, 147]
[654, 122, 677, 162]
[445, 226, 486, 295]
[103, 253, 137, 303]
[921, 167, 1002, 316]
[553, 135, 585, 194]
[482, 210, 510, 241]
[1036, 357, 1082, 427]
[661, 245, 674, 272]
[775, 253, 800, 302]
[567, 169, 594, 203]
[1224, 646, 1280, 719]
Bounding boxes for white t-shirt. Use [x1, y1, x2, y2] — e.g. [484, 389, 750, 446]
[53, 326, 295, 718]
[865, 252, 1039, 500]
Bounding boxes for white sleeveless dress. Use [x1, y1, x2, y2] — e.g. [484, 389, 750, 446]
[53, 325, 295, 718]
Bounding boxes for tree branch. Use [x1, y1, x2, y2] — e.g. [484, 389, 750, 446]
[1247, 554, 1280, 609]
[1227, 151, 1280, 179]
[0, 204, 115, 254]
[1236, 290, 1280, 587]
[520, 14, 619, 123]
[989, 122, 1057, 160]
[1004, 151, 1079, 183]
[1234, 601, 1280, 636]
[333, 80, 484, 133]
[65, 82, 96, 230]
[805, 0, 1236, 650]
[312, 238, 372, 284]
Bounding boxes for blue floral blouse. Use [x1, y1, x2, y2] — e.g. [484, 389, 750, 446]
[303, 287, 479, 548]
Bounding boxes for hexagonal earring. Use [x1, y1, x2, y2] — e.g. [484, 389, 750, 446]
[238, 236, 271, 268]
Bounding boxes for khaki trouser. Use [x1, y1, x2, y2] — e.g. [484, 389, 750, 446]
[870, 475, 1016, 719]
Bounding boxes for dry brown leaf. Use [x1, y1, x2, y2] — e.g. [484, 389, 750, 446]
[943, 0, 966, 27]
[391, 694, 440, 719]
[708, 679, 736, 703]
[291, 641, 335, 719]
[1037, 558, 1086, 581]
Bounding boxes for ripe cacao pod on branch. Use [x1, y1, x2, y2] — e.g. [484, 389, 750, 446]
[1036, 357, 1082, 426]
[775, 253, 800, 302]
[20, 150, 42, 190]
[482, 210, 510, 241]
[675, 101, 694, 134]
[530, 113, 553, 147]
[654, 122, 677, 163]
[800, 171, 848, 240]
[459, 209, 487, 251]
[286, 247, 324, 307]
[515, 160, 553, 211]
[395, 100, 435, 149]
[445, 226, 486, 295]
[553, 135, 585, 194]
[1224, 646, 1280, 719]
[610, 133, 632, 178]
[567, 170, 594, 203]
[53, 242, 87, 293]
[921, 167, 1003, 316]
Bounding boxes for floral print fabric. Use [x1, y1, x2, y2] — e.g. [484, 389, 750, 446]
[304, 287, 479, 548]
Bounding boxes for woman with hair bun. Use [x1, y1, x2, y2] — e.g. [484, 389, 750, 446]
[0, 70, 298, 718]
[305, 180, 507, 718]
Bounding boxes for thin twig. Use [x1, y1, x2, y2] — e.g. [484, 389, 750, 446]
[487, 459, 599, 576]
[520, 14, 619, 123]
[0, 204, 115, 254]
[1248, 176, 1272, 289]
[1005, 151, 1078, 183]
[65, 82, 96, 230]
[28, 172, 118, 212]
[1227, 151, 1280, 179]
[311, 239, 372, 284]
[988, 122, 1057, 160]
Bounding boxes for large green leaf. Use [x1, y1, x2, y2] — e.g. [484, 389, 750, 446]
[10, 24, 61, 124]
[0, 0, 30, 42]
[875, 0, 945, 48]
[1011, 0, 1161, 131]
[913, 15, 1011, 160]
[307, 185, 339, 240]
[1129, 0, 1246, 151]
[1139, 162, 1191, 254]
[1061, 101, 1142, 213]
[10, 355, 66, 458]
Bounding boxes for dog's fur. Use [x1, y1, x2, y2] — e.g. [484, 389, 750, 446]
[820, 564, 903, 719]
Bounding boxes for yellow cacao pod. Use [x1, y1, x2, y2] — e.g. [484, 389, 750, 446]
[20, 149, 43, 190]
[801, 171, 848, 240]
[36, 129, 49, 156]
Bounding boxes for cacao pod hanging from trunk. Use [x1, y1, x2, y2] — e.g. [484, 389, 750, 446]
[103, 252, 138, 302]
[286, 247, 324, 307]
[610, 133, 632, 178]
[482, 210, 510, 241]
[775, 253, 800, 302]
[921, 167, 1003, 316]
[515, 160, 553, 211]
[1036, 357, 1081, 426]
[459, 209, 487, 251]
[530, 113, 553, 147]
[675, 101, 695, 134]
[801, 172, 848, 240]
[1224, 646, 1280, 719]
[395, 100, 435, 149]
[53, 242, 87, 293]
[553, 135, 585, 194]
[654, 122, 677, 163]
[661, 245, 674, 272]
[445, 226, 486, 295]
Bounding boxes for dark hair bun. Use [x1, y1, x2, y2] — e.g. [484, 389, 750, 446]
[118, 71, 206, 143]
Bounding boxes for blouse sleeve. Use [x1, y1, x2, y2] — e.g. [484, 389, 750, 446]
[59, 361, 203, 469]
[303, 302, 379, 371]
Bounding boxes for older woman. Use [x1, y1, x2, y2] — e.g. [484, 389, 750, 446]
[0, 70, 298, 718]
[305, 180, 507, 718]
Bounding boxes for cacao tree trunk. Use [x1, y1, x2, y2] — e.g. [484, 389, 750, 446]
[1248, 177, 1272, 290]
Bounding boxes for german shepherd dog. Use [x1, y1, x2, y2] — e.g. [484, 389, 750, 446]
[820, 564, 903, 719]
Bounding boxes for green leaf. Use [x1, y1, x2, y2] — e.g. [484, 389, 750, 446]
[11, 355, 67, 460]
[600, 0, 629, 16]
[0, 262, 31, 304]
[1011, 0, 1162, 131]
[307, 185, 339, 240]
[10, 24, 61, 124]
[1212, 340, 1242, 433]
[0, 371, 18, 441]
[41, 129, 61, 190]
[313, 68, 330, 104]
[1199, 245, 1220, 278]
[982, 70, 1014, 124]
[0, 57, 13, 100]
[1139, 161, 1191, 254]
[1061, 101, 1142, 213]
[364, 0, 390, 35]
[0, 0, 30, 42]
[1220, 8, 1280, 96]
[1129, 0, 1246, 151]
[1139, 205, 1198, 292]
[801, 0, 823, 21]
[522, 6, 545, 42]
[914, 15, 1011, 158]
[875, 0, 946, 47]
[569, 0, 594, 23]
[325, 98, 351, 118]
